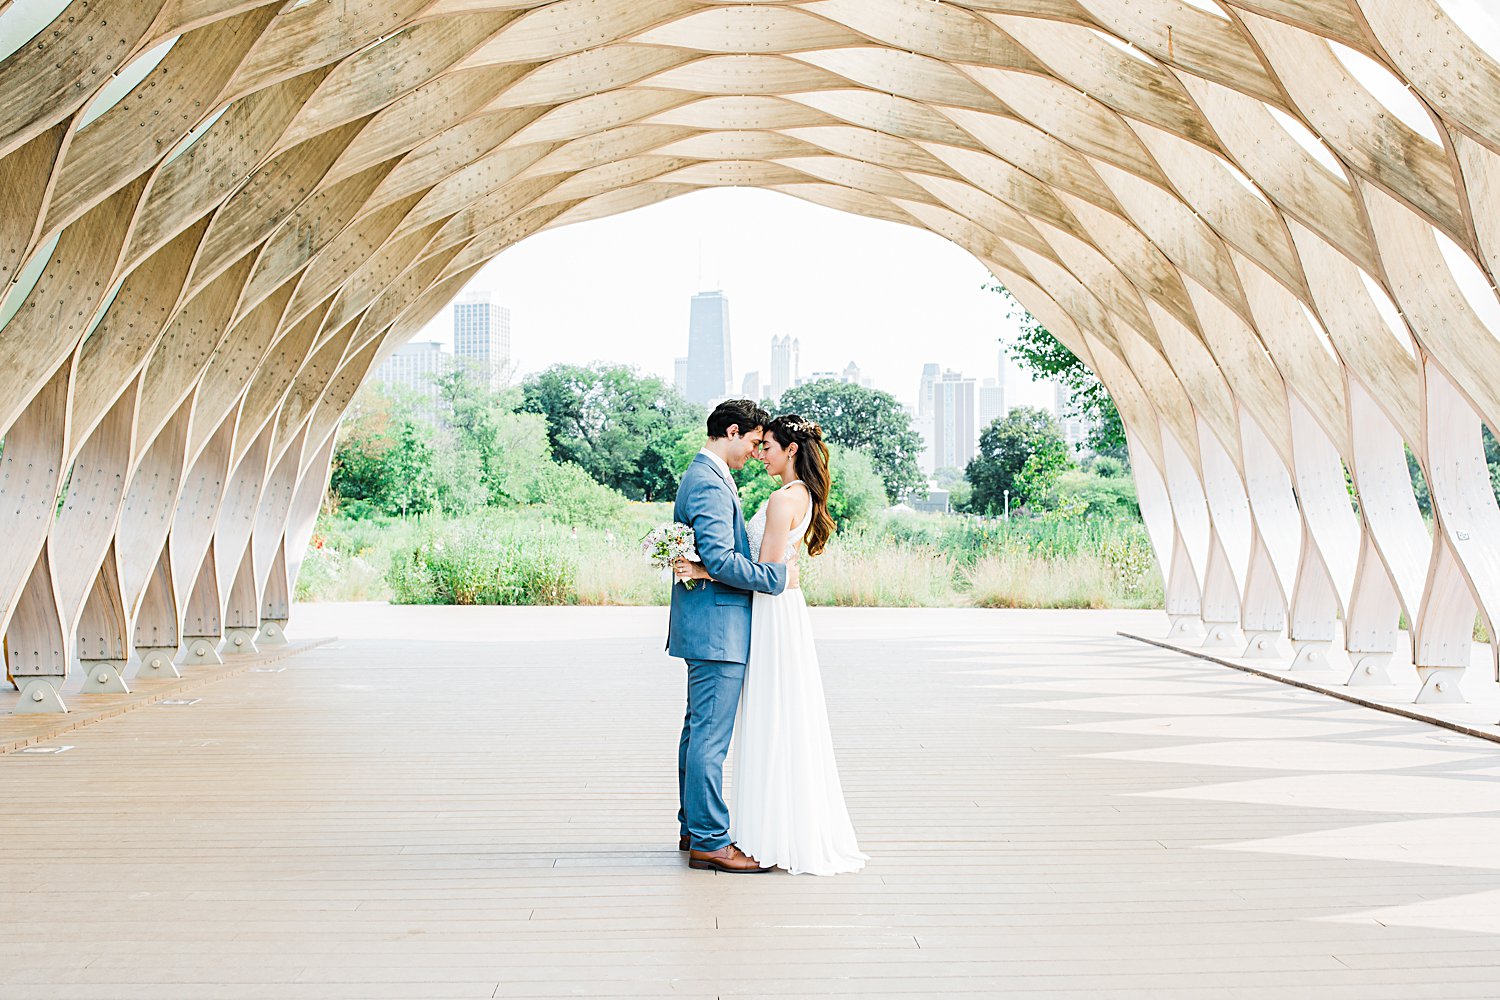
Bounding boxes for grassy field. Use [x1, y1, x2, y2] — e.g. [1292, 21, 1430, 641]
[298, 504, 1163, 610]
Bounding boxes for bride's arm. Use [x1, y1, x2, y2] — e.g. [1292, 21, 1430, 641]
[757, 489, 805, 566]
[675, 493, 798, 582]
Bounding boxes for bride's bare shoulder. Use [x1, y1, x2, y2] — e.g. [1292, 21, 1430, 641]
[767, 481, 809, 517]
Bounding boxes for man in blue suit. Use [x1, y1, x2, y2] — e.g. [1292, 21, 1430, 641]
[668, 399, 794, 873]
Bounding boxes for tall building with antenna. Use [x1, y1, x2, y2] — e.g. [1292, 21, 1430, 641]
[684, 290, 732, 405]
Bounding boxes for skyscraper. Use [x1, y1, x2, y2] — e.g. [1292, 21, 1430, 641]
[452, 292, 511, 389]
[741, 371, 761, 400]
[674, 357, 689, 396]
[979, 349, 1008, 432]
[374, 340, 449, 414]
[685, 290, 732, 405]
[933, 369, 976, 471]
[770, 335, 799, 401]
[979, 378, 1005, 429]
[1054, 380, 1086, 449]
[917, 363, 940, 418]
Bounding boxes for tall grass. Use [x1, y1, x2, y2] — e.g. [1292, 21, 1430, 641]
[967, 554, 1115, 609]
[297, 506, 1164, 610]
[801, 543, 959, 608]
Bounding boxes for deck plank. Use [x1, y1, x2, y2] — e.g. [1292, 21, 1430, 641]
[2, 605, 1499, 998]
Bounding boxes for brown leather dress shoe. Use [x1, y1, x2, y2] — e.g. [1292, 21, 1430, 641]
[688, 844, 771, 873]
[679, 835, 690, 852]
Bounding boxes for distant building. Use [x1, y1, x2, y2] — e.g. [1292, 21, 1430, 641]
[911, 486, 950, 514]
[917, 362, 940, 419]
[979, 377, 1005, 429]
[674, 356, 689, 396]
[913, 411, 936, 475]
[741, 370, 761, 400]
[452, 292, 510, 389]
[1054, 380, 1087, 450]
[685, 290, 732, 405]
[933, 369, 976, 470]
[770, 335, 799, 401]
[375, 340, 449, 411]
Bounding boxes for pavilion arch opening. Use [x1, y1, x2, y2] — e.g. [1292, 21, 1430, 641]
[0, 0, 1499, 711]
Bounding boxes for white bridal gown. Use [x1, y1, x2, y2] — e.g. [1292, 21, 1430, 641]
[732, 480, 868, 876]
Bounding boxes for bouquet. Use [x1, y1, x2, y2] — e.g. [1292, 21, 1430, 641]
[642, 522, 701, 589]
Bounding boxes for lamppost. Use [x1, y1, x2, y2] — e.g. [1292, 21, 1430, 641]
[1003, 489, 1010, 522]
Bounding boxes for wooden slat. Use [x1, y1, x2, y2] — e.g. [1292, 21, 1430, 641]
[0, 607, 1498, 998]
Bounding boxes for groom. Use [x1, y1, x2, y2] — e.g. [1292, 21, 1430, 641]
[668, 399, 795, 874]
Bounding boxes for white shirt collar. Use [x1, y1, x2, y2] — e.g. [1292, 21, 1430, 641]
[698, 447, 733, 482]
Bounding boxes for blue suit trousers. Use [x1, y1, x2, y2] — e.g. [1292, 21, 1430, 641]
[677, 658, 746, 852]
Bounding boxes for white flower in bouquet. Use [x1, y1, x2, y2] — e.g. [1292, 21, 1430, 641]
[643, 522, 701, 589]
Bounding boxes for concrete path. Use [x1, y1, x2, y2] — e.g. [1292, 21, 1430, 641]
[3, 605, 1499, 998]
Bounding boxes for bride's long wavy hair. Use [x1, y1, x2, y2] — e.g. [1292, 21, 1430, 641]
[765, 414, 835, 557]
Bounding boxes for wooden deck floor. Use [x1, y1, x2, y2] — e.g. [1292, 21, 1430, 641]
[3, 604, 1500, 999]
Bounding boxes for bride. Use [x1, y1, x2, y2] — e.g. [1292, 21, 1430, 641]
[677, 414, 867, 876]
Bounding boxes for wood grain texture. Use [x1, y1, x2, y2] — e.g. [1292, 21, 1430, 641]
[4, 606, 1500, 996]
[0, 1, 1498, 698]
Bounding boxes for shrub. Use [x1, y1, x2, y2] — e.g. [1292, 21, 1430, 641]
[1040, 468, 1140, 520]
[386, 544, 439, 604]
[1091, 455, 1126, 479]
[523, 461, 628, 527]
[827, 444, 887, 530]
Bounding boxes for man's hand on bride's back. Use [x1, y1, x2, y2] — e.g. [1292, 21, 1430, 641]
[787, 563, 800, 590]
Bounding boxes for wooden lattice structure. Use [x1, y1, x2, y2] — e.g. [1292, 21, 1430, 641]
[2, 0, 1499, 710]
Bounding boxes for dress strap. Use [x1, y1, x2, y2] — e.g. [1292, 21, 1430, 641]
[781, 480, 814, 538]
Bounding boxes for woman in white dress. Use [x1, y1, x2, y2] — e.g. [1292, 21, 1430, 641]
[677, 415, 867, 876]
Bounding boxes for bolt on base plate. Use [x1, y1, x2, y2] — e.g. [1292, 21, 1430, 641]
[13, 678, 67, 714]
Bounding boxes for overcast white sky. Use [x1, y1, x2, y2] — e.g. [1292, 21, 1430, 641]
[413, 187, 1057, 412]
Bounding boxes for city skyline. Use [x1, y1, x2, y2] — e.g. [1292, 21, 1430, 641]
[406, 188, 1057, 413]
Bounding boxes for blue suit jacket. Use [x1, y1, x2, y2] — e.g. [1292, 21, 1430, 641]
[667, 453, 788, 663]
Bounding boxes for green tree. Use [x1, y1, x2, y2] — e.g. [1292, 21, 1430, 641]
[776, 379, 924, 502]
[384, 417, 438, 517]
[825, 445, 888, 528]
[489, 409, 553, 504]
[329, 386, 437, 517]
[522, 461, 628, 527]
[987, 280, 1128, 462]
[966, 407, 1072, 514]
[1040, 467, 1139, 520]
[521, 363, 701, 500]
[329, 391, 396, 511]
[435, 366, 508, 488]
[668, 425, 707, 480]
[428, 437, 487, 514]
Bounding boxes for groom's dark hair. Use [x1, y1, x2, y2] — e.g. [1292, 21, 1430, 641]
[706, 399, 770, 439]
